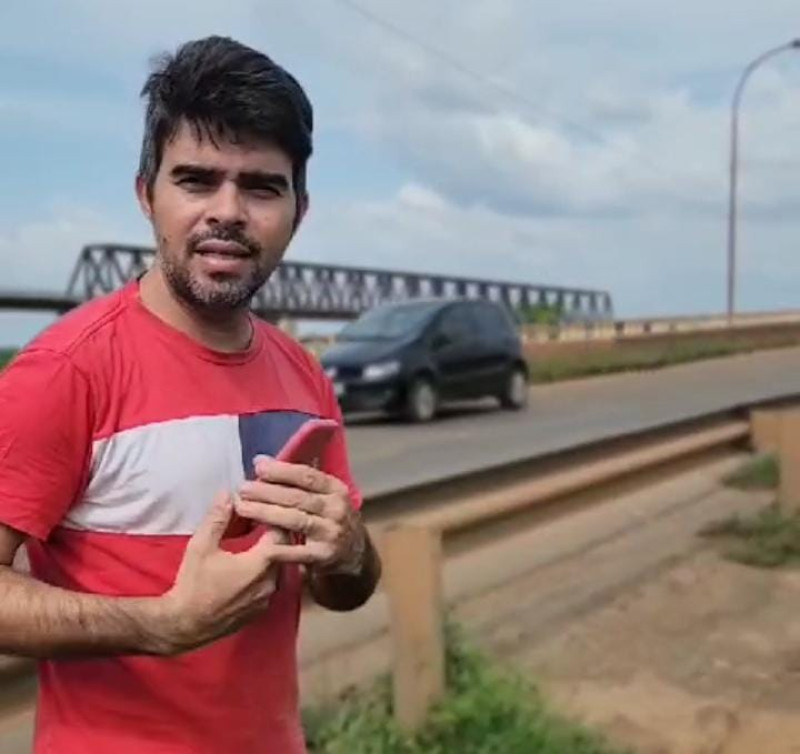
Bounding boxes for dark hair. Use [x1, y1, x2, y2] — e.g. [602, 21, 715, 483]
[138, 36, 313, 198]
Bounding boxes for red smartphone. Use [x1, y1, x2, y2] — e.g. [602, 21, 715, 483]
[273, 418, 339, 467]
[224, 418, 340, 540]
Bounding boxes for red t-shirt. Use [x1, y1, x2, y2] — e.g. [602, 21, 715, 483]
[0, 281, 361, 754]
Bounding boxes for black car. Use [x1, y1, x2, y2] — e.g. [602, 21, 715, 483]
[320, 298, 530, 422]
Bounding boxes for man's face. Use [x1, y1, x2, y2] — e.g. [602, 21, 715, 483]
[137, 120, 306, 313]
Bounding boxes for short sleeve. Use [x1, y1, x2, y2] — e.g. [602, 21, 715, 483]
[318, 374, 363, 511]
[0, 349, 94, 540]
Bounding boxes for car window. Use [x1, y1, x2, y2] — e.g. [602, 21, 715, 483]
[434, 305, 473, 343]
[339, 301, 442, 340]
[472, 302, 516, 340]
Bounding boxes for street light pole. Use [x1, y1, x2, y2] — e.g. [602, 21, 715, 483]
[726, 39, 800, 325]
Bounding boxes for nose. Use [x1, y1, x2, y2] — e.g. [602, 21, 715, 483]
[205, 180, 246, 229]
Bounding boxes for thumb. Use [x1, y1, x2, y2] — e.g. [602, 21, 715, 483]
[191, 492, 233, 553]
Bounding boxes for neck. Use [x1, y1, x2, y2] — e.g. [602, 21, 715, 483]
[138, 267, 253, 353]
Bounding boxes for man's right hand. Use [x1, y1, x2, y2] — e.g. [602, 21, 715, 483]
[155, 492, 287, 655]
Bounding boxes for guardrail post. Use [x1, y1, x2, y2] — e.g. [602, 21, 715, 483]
[751, 407, 784, 454]
[779, 409, 800, 512]
[381, 522, 445, 732]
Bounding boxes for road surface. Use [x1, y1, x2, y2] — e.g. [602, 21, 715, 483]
[346, 346, 800, 497]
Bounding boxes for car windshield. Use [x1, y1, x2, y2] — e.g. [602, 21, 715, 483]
[338, 302, 442, 341]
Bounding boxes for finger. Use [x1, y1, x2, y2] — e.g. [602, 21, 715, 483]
[253, 458, 342, 495]
[264, 541, 333, 566]
[239, 480, 327, 515]
[235, 498, 331, 539]
[245, 530, 323, 567]
[261, 524, 291, 547]
[189, 492, 233, 553]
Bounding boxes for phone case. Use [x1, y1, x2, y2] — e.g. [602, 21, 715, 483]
[274, 418, 339, 467]
[224, 418, 340, 540]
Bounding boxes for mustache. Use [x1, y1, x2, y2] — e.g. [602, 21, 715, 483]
[187, 227, 262, 256]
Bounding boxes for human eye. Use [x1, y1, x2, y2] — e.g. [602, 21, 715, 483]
[240, 173, 289, 199]
[178, 175, 213, 192]
[172, 168, 217, 193]
[248, 182, 284, 200]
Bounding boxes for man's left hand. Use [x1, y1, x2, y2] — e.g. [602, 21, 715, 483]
[235, 455, 366, 575]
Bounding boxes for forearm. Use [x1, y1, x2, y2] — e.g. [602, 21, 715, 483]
[308, 527, 382, 612]
[0, 566, 171, 659]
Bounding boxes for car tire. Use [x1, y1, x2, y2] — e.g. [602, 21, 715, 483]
[499, 365, 529, 410]
[405, 376, 438, 423]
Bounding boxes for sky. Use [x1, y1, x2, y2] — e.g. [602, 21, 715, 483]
[1, 0, 800, 346]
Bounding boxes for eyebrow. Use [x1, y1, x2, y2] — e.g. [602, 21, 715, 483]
[170, 164, 290, 190]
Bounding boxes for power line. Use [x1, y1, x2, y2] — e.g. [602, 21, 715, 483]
[332, 0, 610, 146]
[328, 0, 710, 202]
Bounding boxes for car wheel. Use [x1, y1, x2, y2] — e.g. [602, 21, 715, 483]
[405, 377, 438, 423]
[499, 366, 529, 410]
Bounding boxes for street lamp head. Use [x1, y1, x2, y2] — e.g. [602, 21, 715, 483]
[791, 39, 800, 48]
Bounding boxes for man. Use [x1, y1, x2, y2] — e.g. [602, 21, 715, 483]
[0, 36, 381, 753]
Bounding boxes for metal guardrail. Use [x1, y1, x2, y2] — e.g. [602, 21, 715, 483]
[377, 407, 772, 731]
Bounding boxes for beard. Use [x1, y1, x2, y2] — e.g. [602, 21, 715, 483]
[160, 226, 276, 314]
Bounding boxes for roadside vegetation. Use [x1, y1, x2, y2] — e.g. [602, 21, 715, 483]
[527, 334, 800, 384]
[701, 503, 800, 569]
[303, 623, 630, 754]
[702, 455, 800, 568]
[722, 454, 779, 491]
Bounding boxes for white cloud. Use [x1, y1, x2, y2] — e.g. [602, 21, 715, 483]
[292, 180, 800, 318]
[277, 2, 800, 221]
[0, 203, 139, 290]
[0, 204, 139, 347]
[3, 0, 800, 330]
[0, 202, 156, 346]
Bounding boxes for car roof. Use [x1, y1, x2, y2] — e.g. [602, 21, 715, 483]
[370, 296, 500, 311]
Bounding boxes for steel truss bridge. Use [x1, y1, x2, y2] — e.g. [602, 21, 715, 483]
[3, 243, 614, 322]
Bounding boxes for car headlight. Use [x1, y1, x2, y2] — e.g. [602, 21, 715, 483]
[363, 360, 401, 381]
[324, 366, 338, 379]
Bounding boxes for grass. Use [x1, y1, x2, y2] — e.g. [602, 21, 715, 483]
[700, 502, 800, 569]
[700, 455, 799, 568]
[528, 335, 800, 384]
[303, 623, 630, 754]
[723, 454, 780, 491]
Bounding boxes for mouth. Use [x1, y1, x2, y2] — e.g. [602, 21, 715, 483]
[194, 240, 252, 258]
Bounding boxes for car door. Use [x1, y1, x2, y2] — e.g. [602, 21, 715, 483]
[472, 301, 520, 394]
[428, 303, 481, 400]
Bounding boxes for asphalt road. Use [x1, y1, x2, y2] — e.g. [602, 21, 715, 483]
[346, 347, 800, 497]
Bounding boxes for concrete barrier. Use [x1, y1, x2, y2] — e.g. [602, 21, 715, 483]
[780, 409, 800, 513]
[751, 405, 795, 455]
[299, 310, 800, 355]
[522, 310, 800, 344]
[381, 524, 445, 732]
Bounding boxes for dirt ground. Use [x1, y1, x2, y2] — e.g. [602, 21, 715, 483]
[521, 539, 800, 753]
